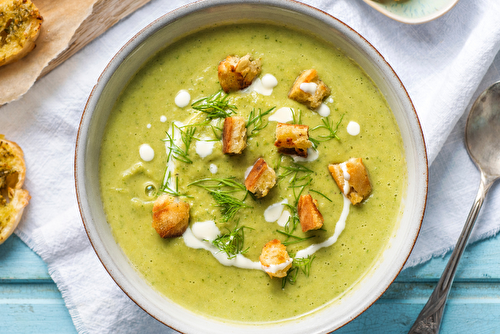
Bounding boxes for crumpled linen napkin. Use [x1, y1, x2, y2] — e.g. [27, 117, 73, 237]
[3, 0, 500, 332]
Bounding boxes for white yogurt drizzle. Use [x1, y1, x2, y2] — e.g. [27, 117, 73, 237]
[295, 195, 351, 258]
[300, 82, 318, 94]
[340, 162, 351, 194]
[183, 222, 261, 270]
[347, 121, 360, 136]
[264, 199, 288, 222]
[160, 115, 167, 123]
[317, 103, 330, 117]
[242, 74, 278, 96]
[139, 144, 154, 162]
[209, 164, 218, 174]
[175, 90, 191, 108]
[269, 107, 294, 123]
[182, 194, 351, 270]
[195, 138, 215, 158]
[277, 210, 291, 227]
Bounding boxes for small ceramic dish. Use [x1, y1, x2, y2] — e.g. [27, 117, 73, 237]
[362, 0, 460, 24]
[75, 0, 428, 332]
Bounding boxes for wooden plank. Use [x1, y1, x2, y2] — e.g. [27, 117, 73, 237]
[0, 235, 50, 281]
[39, 0, 151, 78]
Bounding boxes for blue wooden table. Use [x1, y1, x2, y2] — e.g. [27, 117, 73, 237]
[2, 233, 500, 333]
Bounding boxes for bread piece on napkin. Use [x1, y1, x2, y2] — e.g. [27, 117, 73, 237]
[0, 0, 43, 67]
[0, 135, 30, 244]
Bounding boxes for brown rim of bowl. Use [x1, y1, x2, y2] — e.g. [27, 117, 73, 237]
[75, 0, 428, 332]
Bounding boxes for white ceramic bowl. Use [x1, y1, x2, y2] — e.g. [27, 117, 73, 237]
[75, 1, 428, 332]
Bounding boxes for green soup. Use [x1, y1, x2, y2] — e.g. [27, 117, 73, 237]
[99, 24, 406, 323]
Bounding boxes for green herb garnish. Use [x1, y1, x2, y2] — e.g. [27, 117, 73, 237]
[276, 230, 315, 246]
[310, 114, 345, 144]
[158, 171, 190, 197]
[291, 108, 302, 125]
[210, 191, 251, 222]
[247, 106, 276, 138]
[309, 189, 332, 202]
[282, 255, 316, 288]
[188, 177, 246, 193]
[162, 123, 196, 164]
[212, 223, 254, 259]
[191, 90, 237, 120]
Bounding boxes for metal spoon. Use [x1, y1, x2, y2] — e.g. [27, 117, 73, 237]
[408, 81, 500, 333]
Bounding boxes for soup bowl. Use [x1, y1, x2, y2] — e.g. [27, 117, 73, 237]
[75, 0, 428, 332]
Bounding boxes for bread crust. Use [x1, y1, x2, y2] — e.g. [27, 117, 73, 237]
[222, 116, 247, 154]
[152, 194, 190, 238]
[0, 0, 43, 67]
[244, 158, 276, 198]
[328, 158, 371, 205]
[274, 123, 312, 157]
[218, 54, 261, 92]
[259, 239, 292, 278]
[0, 135, 30, 244]
[288, 69, 330, 110]
[297, 194, 324, 232]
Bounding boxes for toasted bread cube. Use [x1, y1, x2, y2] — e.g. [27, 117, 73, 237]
[328, 158, 372, 205]
[245, 158, 276, 198]
[222, 116, 247, 154]
[218, 54, 261, 92]
[260, 239, 293, 278]
[298, 194, 324, 232]
[288, 69, 331, 110]
[152, 194, 190, 238]
[274, 123, 312, 157]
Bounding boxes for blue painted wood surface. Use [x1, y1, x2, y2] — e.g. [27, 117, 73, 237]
[2, 233, 500, 333]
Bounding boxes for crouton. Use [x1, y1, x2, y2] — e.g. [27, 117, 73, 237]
[244, 158, 276, 198]
[328, 158, 371, 205]
[274, 123, 312, 157]
[0, 0, 43, 67]
[259, 239, 293, 278]
[222, 116, 247, 154]
[218, 54, 261, 92]
[288, 69, 330, 110]
[0, 135, 30, 244]
[152, 194, 190, 238]
[298, 194, 324, 232]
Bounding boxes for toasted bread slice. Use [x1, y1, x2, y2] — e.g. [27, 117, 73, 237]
[152, 194, 190, 238]
[297, 194, 324, 232]
[218, 54, 261, 92]
[244, 158, 276, 198]
[0, 0, 43, 67]
[222, 116, 247, 154]
[328, 158, 371, 205]
[260, 239, 293, 278]
[0, 135, 30, 244]
[288, 69, 330, 110]
[274, 123, 312, 157]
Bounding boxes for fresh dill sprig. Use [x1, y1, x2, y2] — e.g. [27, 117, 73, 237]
[278, 162, 314, 204]
[183, 119, 223, 140]
[162, 123, 196, 164]
[276, 230, 315, 246]
[311, 114, 345, 143]
[188, 177, 246, 193]
[188, 178, 250, 222]
[210, 191, 251, 222]
[282, 255, 316, 289]
[247, 106, 276, 138]
[191, 90, 237, 120]
[282, 203, 300, 235]
[291, 108, 302, 125]
[158, 171, 191, 197]
[309, 189, 332, 202]
[212, 223, 254, 259]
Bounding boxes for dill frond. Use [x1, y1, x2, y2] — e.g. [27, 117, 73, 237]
[191, 90, 237, 120]
[212, 223, 254, 259]
[247, 106, 276, 138]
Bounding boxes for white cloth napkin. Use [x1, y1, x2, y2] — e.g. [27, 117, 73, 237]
[3, 0, 500, 332]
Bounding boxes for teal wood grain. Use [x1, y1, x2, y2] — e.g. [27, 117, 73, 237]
[2, 233, 500, 333]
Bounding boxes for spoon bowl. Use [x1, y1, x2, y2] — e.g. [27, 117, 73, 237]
[409, 81, 500, 333]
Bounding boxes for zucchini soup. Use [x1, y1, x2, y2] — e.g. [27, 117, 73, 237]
[99, 23, 406, 323]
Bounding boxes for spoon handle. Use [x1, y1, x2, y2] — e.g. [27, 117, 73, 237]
[408, 172, 495, 334]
